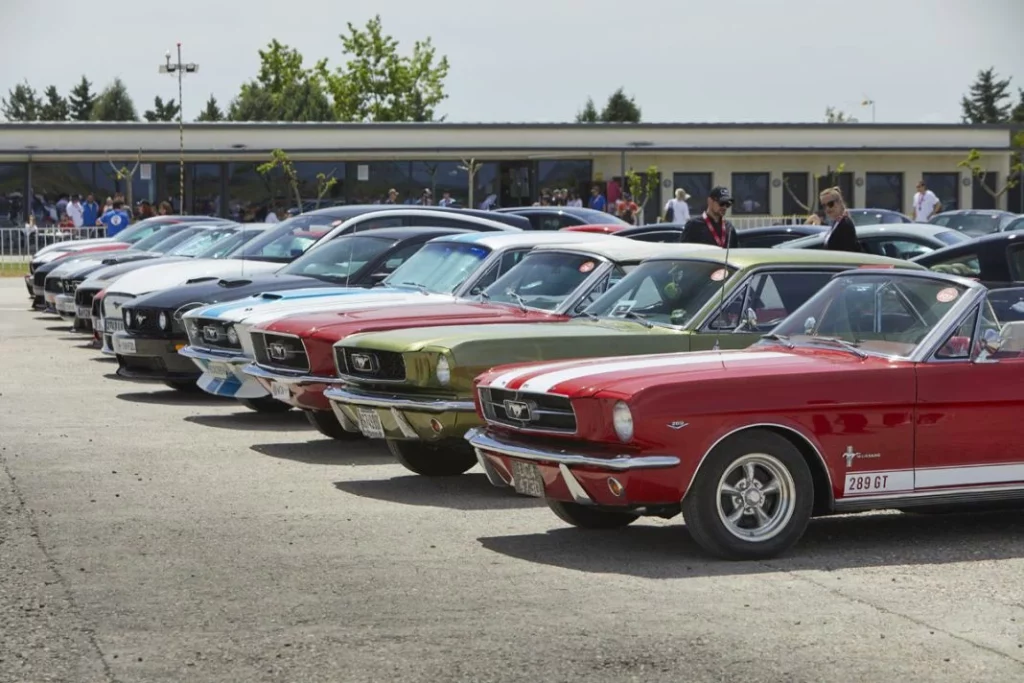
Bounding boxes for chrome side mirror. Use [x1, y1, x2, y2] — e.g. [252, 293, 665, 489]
[981, 328, 1004, 355]
[803, 316, 816, 334]
[734, 307, 758, 333]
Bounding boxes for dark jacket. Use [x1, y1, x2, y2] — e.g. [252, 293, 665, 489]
[824, 215, 861, 252]
[680, 214, 739, 248]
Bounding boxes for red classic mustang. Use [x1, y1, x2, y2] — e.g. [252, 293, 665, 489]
[466, 268, 1024, 560]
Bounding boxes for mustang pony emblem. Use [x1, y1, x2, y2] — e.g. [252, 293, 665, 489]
[202, 325, 220, 341]
[503, 399, 531, 421]
[842, 446, 881, 468]
[350, 353, 377, 372]
[267, 343, 290, 361]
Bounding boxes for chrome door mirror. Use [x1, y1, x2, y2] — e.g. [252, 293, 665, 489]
[803, 316, 816, 334]
[981, 328, 1004, 354]
[734, 307, 759, 333]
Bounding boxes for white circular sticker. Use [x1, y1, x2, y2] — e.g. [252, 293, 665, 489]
[710, 268, 728, 281]
[111, 215, 123, 226]
[936, 287, 959, 303]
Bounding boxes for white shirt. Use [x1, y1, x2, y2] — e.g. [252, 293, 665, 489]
[665, 198, 690, 222]
[264, 212, 280, 223]
[66, 202, 84, 227]
[913, 189, 940, 222]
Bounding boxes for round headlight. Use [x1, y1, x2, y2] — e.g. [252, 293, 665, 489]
[158, 311, 169, 330]
[226, 326, 239, 345]
[612, 401, 634, 442]
[436, 355, 451, 385]
[123, 308, 132, 326]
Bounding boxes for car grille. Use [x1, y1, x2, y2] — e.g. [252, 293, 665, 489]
[76, 287, 97, 309]
[91, 294, 103, 318]
[335, 347, 406, 381]
[33, 270, 47, 287]
[62, 278, 82, 295]
[44, 277, 62, 293]
[478, 387, 578, 434]
[253, 333, 310, 373]
[190, 318, 240, 350]
[125, 307, 166, 335]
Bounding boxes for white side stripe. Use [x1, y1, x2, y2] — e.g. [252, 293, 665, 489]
[519, 351, 793, 393]
[842, 463, 1024, 498]
[916, 463, 1024, 489]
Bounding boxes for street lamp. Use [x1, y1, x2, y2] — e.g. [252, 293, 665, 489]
[159, 42, 199, 214]
[861, 97, 876, 123]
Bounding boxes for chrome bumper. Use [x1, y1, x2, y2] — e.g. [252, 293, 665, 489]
[242, 362, 337, 386]
[464, 427, 680, 471]
[323, 385, 475, 413]
[178, 345, 250, 365]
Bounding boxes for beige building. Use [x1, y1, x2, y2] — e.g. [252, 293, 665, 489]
[0, 121, 1017, 226]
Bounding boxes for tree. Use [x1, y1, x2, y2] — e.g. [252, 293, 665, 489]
[957, 132, 1024, 202]
[144, 95, 180, 122]
[600, 88, 641, 123]
[256, 149, 337, 212]
[783, 162, 847, 215]
[68, 75, 97, 121]
[196, 95, 224, 122]
[317, 14, 450, 122]
[960, 67, 1013, 124]
[825, 106, 857, 123]
[459, 159, 483, 208]
[1012, 88, 1024, 123]
[625, 165, 660, 224]
[1, 81, 42, 121]
[39, 86, 70, 121]
[575, 97, 598, 123]
[227, 40, 333, 121]
[91, 78, 138, 121]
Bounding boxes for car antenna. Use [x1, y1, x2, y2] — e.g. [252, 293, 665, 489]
[712, 213, 733, 360]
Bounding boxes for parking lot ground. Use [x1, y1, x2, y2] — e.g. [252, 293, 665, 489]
[2, 276, 1024, 683]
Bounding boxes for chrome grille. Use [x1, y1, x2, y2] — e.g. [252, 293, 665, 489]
[335, 347, 406, 381]
[479, 387, 577, 433]
[253, 333, 310, 372]
[76, 287, 97, 309]
[44, 276, 62, 293]
[190, 318, 240, 350]
[62, 278, 81, 295]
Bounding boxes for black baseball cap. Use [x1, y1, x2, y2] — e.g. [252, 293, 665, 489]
[709, 186, 732, 204]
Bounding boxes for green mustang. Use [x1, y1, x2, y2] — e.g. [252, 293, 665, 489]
[324, 248, 923, 476]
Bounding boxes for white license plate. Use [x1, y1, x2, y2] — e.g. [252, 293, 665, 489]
[104, 319, 124, 333]
[113, 337, 136, 354]
[207, 362, 230, 380]
[356, 408, 385, 439]
[77, 306, 91, 318]
[270, 381, 290, 401]
[59, 301, 75, 313]
[512, 460, 545, 497]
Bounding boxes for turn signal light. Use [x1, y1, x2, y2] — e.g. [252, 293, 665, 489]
[607, 477, 625, 497]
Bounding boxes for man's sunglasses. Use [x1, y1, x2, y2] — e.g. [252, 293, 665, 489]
[716, 200, 733, 208]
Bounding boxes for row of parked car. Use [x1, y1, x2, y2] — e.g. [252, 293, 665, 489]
[27, 204, 1024, 560]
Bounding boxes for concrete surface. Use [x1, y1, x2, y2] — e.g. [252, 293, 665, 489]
[1, 276, 1024, 683]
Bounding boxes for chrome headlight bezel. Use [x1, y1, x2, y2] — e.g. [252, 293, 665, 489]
[158, 311, 169, 331]
[226, 325, 239, 346]
[612, 401, 634, 442]
[436, 355, 451, 386]
[123, 308, 132, 327]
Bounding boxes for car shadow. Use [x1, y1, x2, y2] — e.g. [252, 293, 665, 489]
[184, 411, 310, 432]
[46, 325, 73, 332]
[251, 439, 389, 466]
[477, 508, 1024, 578]
[333, 473, 545, 511]
[90, 355, 115, 362]
[117, 389, 232, 406]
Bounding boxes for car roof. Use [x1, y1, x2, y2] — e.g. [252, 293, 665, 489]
[645, 247, 924, 270]
[529, 239, 718, 261]
[935, 209, 1014, 217]
[338, 226, 472, 240]
[781, 223, 957, 245]
[431, 230, 622, 248]
[740, 224, 826, 235]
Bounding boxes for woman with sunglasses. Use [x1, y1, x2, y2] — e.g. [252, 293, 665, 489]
[818, 186, 861, 252]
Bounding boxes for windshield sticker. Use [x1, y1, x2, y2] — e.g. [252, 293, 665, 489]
[710, 268, 728, 282]
[579, 261, 596, 273]
[936, 287, 959, 303]
[610, 300, 636, 317]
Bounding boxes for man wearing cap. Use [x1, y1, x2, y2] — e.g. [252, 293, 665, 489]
[680, 186, 738, 248]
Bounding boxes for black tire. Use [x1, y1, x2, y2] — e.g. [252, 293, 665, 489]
[548, 500, 639, 529]
[681, 429, 813, 561]
[304, 409, 363, 440]
[164, 380, 202, 393]
[241, 396, 293, 413]
[386, 439, 477, 476]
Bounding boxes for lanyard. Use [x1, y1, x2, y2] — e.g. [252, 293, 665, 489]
[702, 212, 727, 247]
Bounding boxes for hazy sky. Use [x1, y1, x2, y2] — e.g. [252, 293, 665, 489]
[2, 0, 1022, 124]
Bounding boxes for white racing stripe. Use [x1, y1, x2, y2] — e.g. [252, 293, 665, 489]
[488, 357, 614, 389]
[519, 351, 794, 393]
[916, 462, 1024, 489]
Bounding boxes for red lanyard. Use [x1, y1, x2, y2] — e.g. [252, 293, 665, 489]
[703, 212, 727, 247]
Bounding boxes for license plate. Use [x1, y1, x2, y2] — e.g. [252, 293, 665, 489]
[77, 306, 91, 318]
[104, 319, 124, 333]
[356, 408, 385, 439]
[270, 381, 290, 401]
[113, 337, 136, 354]
[207, 362, 230, 380]
[59, 301, 75, 313]
[512, 460, 545, 497]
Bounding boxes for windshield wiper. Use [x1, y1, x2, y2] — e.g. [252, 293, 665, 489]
[622, 311, 653, 328]
[761, 332, 794, 349]
[399, 281, 430, 295]
[577, 311, 599, 321]
[807, 335, 867, 358]
[477, 290, 490, 302]
[505, 290, 527, 311]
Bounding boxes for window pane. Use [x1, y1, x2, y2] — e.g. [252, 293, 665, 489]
[1007, 170, 1023, 214]
[410, 161, 468, 207]
[972, 173, 997, 210]
[0, 163, 26, 225]
[782, 172, 810, 216]
[348, 161, 411, 205]
[731, 173, 770, 215]
[672, 173, 712, 216]
[816, 172, 854, 211]
[865, 172, 904, 212]
[189, 163, 222, 216]
[922, 172, 959, 212]
[537, 160, 592, 208]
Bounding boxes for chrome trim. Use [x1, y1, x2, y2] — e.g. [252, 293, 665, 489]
[465, 427, 680, 471]
[907, 285, 986, 363]
[254, 330, 311, 374]
[328, 402, 362, 433]
[242, 362, 337, 386]
[558, 463, 594, 504]
[178, 345, 250, 365]
[478, 386, 579, 436]
[324, 385, 475, 413]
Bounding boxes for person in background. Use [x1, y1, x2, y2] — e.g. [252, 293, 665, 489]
[567, 190, 582, 207]
[81, 194, 99, 228]
[419, 188, 433, 205]
[55, 193, 69, 221]
[158, 200, 172, 216]
[136, 200, 155, 220]
[384, 188, 399, 204]
[66, 194, 84, 228]
[912, 179, 942, 222]
[680, 186, 738, 248]
[99, 200, 130, 237]
[819, 186, 861, 252]
[264, 205, 280, 223]
[589, 185, 606, 212]
[438, 191, 456, 207]
[664, 188, 691, 223]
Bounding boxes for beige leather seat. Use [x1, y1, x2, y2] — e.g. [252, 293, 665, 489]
[999, 321, 1024, 353]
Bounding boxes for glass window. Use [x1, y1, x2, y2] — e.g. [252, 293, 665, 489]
[234, 213, 339, 261]
[382, 241, 492, 294]
[816, 172, 854, 212]
[279, 235, 397, 283]
[1008, 247, 1024, 281]
[586, 259, 737, 327]
[865, 173, 904, 212]
[189, 163, 222, 216]
[708, 270, 834, 332]
[926, 250, 981, 278]
[142, 226, 209, 253]
[344, 216, 404, 233]
[861, 237, 937, 260]
[934, 308, 978, 359]
[731, 173, 770, 215]
[930, 212, 1005, 237]
[1007, 170, 1023, 215]
[972, 173, 997, 210]
[483, 251, 602, 311]
[348, 161, 410, 205]
[167, 225, 240, 257]
[673, 173, 712, 216]
[410, 161, 468, 207]
[922, 172, 959, 212]
[130, 224, 195, 251]
[0, 163, 26, 225]
[201, 228, 266, 259]
[782, 172, 810, 216]
[537, 160, 593, 208]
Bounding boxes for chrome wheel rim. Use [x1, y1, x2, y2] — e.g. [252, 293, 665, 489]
[715, 453, 796, 542]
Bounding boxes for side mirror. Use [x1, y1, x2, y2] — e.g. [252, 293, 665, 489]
[803, 316, 816, 334]
[980, 328, 1004, 355]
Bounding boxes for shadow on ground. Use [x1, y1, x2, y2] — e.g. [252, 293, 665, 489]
[334, 473, 545, 511]
[185, 411, 310, 431]
[251, 439, 389, 466]
[117, 390, 232, 407]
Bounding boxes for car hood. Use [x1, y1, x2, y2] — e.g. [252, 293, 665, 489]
[34, 237, 116, 257]
[104, 258, 282, 296]
[79, 256, 192, 291]
[54, 251, 159, 279]
[191, 288, 445, 326]
[262, 301, 565, 342]
[127, 273, 333, 312]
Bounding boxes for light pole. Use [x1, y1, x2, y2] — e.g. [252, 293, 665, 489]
[159, 43, 199, 214]
[861, 97, 875, 123]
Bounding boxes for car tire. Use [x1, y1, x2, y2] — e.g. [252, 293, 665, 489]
[386, 439, 477, 476]
[548, 500, 639, 529]
[164, 380, 201, 393]
[241, 397, 293, 413]
[681, 429, 813, 561]
[304, 409, 363, 440]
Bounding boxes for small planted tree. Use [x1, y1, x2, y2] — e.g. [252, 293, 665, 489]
[957, 132, 1024, 204]
[103, 150, 143, 210]
[257, 149, 338, 213]
[784, 163, 847, 217]
[625, 165, 661, 225]
[459, 158, 483, 208]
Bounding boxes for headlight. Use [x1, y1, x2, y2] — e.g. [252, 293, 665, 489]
[436, 355, 451, 385]
[123, 308, 132, 326]
[612, 401, 634, 442]
[226, 326, 239, 345]
[158, 311, 169, 330]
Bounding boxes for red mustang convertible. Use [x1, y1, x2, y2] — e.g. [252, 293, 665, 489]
[467, 269, 1024, 560]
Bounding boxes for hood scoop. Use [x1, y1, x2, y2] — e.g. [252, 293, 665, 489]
[218, 278, 254, 288]
[185, 276, 219, 285]
[258, 292, 285, 300]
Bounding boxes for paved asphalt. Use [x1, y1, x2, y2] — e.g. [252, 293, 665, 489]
[2, 277, 1024, 683]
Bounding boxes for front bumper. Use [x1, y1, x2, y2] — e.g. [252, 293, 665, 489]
[465, 427, 682, 507]
[112, 331, 196, 382]
[55, 293, 78, 319]
[323, 384, 476, 443]
[178, 345, 266, 399]
[242, 363, 340, 411]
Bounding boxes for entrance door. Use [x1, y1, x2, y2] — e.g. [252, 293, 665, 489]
[499, 162, 533, 208]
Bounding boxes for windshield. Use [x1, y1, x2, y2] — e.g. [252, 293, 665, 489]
[131, 225, 197, 252]
[279, 235, 397, 283]
[168, 226, 241, 257]
[770, 273, 972, 358]
[233, 214, 339, 261]
[585, 259, 738, 326]
[202, 229, 265, 259]
[383, 241, 491, 294]
[112, 218, 176, 244]
[931, 213, 1006, 236]
[935, 230, 970, 246]
[482, 251, 604, 311]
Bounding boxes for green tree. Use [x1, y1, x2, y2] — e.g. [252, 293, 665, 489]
[196, 95, 224, 121]
[68, 75, 97, 121]
[625, 165, 660, 224]
[960, 67, 1013, 124]
[575, 97, 598, 123]
[825, 106, 857, 123]
[1012, 88, 1024, 123]
[600, 88, 641, 123]
[144, 95, 181, 122]
[257, 149, 337, 212]
[957, 131, 1024, 202]
[318, 14, 450, 122]
[228, 40, 333, 121]
[1, 81, 42, 121]
[91, 78, 138, 121]
[39, 85, 70, 121]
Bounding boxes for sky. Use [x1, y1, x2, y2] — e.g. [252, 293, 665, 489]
[2, 0, 1023, 124]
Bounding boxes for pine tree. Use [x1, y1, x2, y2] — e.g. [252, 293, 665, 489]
[1012, 88, 1024, 124]
[575, 97, 598, 123]
[144, 95, 181, 122]
[600, 88, 641, 123]
[1, 81, 42, 121]
[196, 95, 224, 121]
[40, 85, 70, 121]
[91, 78, 139, 121]
[960, 67, 1013, 124]
[68, 76, 96, 121]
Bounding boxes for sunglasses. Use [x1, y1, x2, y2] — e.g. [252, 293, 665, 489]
[717, 200, 733, 208]
[822, 200, 837, 209]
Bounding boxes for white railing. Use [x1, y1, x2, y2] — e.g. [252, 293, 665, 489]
[0, 227, 108, 277]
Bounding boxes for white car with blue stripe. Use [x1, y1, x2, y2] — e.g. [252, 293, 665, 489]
[178, 231, 623, 408]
